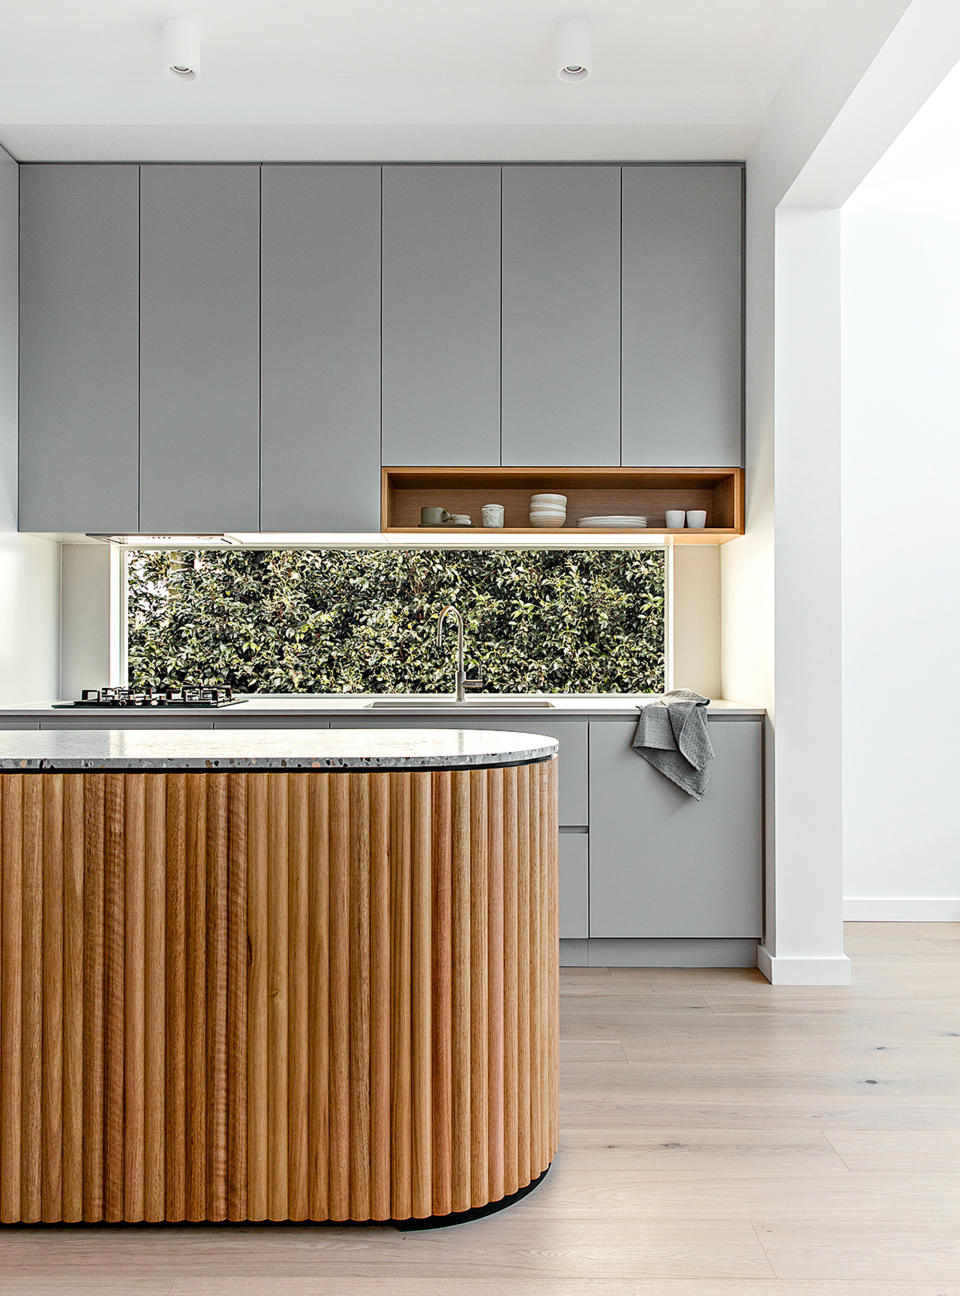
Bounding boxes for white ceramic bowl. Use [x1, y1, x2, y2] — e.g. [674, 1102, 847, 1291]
[529, 515, 565, 527]
[529, 512, 566, 523]
[530, 493, 567, 505]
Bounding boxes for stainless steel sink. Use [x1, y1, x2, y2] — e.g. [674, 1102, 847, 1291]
[366, 697, 555, 709]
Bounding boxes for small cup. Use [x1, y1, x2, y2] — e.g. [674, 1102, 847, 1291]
[420, 507, 450, 526]
[665, 509, 685, 529]
[482, 504, 505, 528]
[686, 509, 707, 529]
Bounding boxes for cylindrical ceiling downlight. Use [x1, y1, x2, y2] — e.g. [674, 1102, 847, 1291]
[162, 18, 202, 81]
[555, 18, 592, 82]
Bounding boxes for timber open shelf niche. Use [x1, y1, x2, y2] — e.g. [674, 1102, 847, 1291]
[381, 466, 744, 541]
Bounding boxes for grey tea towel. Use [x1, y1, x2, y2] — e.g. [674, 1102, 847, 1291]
[632, 689, 714, 800]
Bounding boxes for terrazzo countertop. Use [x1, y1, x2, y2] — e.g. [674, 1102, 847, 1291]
[0, 728, 559, 772]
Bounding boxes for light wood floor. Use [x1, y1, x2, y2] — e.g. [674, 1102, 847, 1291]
[2, 922, 959, 1295]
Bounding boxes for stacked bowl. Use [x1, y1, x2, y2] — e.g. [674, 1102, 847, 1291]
[529, 493, 567, 528]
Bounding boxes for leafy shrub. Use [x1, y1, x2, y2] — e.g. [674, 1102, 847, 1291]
[127, 548, 665, 694]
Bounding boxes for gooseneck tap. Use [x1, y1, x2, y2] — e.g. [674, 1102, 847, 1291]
[436, 605, 481, 703]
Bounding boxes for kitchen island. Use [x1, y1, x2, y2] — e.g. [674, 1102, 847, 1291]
[0, 729, 559, 1225]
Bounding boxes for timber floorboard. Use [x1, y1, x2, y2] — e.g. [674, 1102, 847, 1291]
[1, 923, 959, 1293]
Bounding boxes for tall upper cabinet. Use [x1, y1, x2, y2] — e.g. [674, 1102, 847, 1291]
[381, 165, 501, 466]
[260, 165, 381, 530]
[501, 166, 621, 466]
[139, 166, 260, 534]
[621, 165, 742, 467]
[19, 165, 140, 533]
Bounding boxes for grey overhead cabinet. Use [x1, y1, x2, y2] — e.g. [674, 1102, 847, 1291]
[621, 165, 743, 467]
[139, 166, 260, 534]
[588, 716, 762, 939]
[260, 166, 381, 530]
[381, 165, 501, 466]
[19, 165, 139, 533]
[501, 165, 621, 466]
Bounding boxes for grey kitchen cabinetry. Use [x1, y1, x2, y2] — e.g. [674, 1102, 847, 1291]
[381, 165, 501, 467]
[501, 166, 621, 467]
[329, 716, 588, 826]
[621, 165, 743, 468]
[19, 165, 140, 533]
[139, 166, 260, 534]
[559, 833, 589, 939]
[588, 716, 762, 938]
[260, 166, 381, 530]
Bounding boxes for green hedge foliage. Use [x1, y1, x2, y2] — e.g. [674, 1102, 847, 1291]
[127, 547, 665, 695]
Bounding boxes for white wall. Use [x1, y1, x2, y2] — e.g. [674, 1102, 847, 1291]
[0, 144, 60, 704]
[841, 65, 960, 920]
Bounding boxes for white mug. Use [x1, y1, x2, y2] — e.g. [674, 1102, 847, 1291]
[665, 509, 685, 529]
[482, 504, 505, 528]
[686, 509, 707, 529]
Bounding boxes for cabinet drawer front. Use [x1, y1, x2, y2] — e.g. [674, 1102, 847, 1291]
[331, 716, 587, 826]
[559, 834, 589, 939]
[588, 717, 761, 938]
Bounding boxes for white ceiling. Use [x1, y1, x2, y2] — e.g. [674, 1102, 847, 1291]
[0, 0, 832, 161]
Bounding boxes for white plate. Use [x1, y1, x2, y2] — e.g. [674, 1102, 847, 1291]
[577, 510, 645, 520]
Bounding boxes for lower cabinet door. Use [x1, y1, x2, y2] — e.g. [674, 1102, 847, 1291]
[559, 834, 589, 939]
[588, 717, 762, 939]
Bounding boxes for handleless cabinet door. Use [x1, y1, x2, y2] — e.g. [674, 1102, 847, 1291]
[501, 166, 621, 466]
[139, 166, 260, 533]
[381, 165, 501, 466]
[19, 165, 139, 533]
[621, 165, 743, 467]
[588, 717, 762, 938]
[261, 166, 381, 530]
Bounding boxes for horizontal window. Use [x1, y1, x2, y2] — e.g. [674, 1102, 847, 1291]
[127, 548, 666, 695]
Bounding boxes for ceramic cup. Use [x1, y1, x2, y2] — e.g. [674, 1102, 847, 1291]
[665, 509, 685, 529]
[449, 514, 472, 526]
[686, 509, 707, 529]
[482, 504, 505, 528]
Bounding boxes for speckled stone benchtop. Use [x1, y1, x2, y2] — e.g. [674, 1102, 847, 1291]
[0, 728, 559, 772]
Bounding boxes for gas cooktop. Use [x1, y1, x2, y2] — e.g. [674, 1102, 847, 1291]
[59, 686, 243, 709]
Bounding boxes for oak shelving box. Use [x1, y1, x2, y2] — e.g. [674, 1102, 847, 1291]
[381, 466, 744, 541]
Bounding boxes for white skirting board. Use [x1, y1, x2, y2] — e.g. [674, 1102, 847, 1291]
[757, 945, 852, 985]
[843, 897, 960, 921]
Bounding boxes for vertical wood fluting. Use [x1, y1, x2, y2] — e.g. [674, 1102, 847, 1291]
[82, 774, 105, 1222]
[431, 771, 453, 1217]
[410, 773, 433, 1218]
[327, 776, 350, 1222]
[41, 774, 64, 1222]
[164, 774, 187, 1222]
[307, 776, 329, 1222]
[226, 774, 247, 1223]
[205, 774, 228, 1221]
[1, 777, 23, 1225]
[245, 773, 268, 1221]
[0, 761, 557, 1224]
[123, 774, 145, 1222]
[62, 776, 84, 1223]
[286, 776, 309, 1222]
[143, 776, 166, 1222]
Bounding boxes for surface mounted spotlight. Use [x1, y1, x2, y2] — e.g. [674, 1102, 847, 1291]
[163, 18, 202, 81]
[556, 18, 592, 82]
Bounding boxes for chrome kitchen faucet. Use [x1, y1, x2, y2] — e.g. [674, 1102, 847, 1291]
[436, 605, 482, 703]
